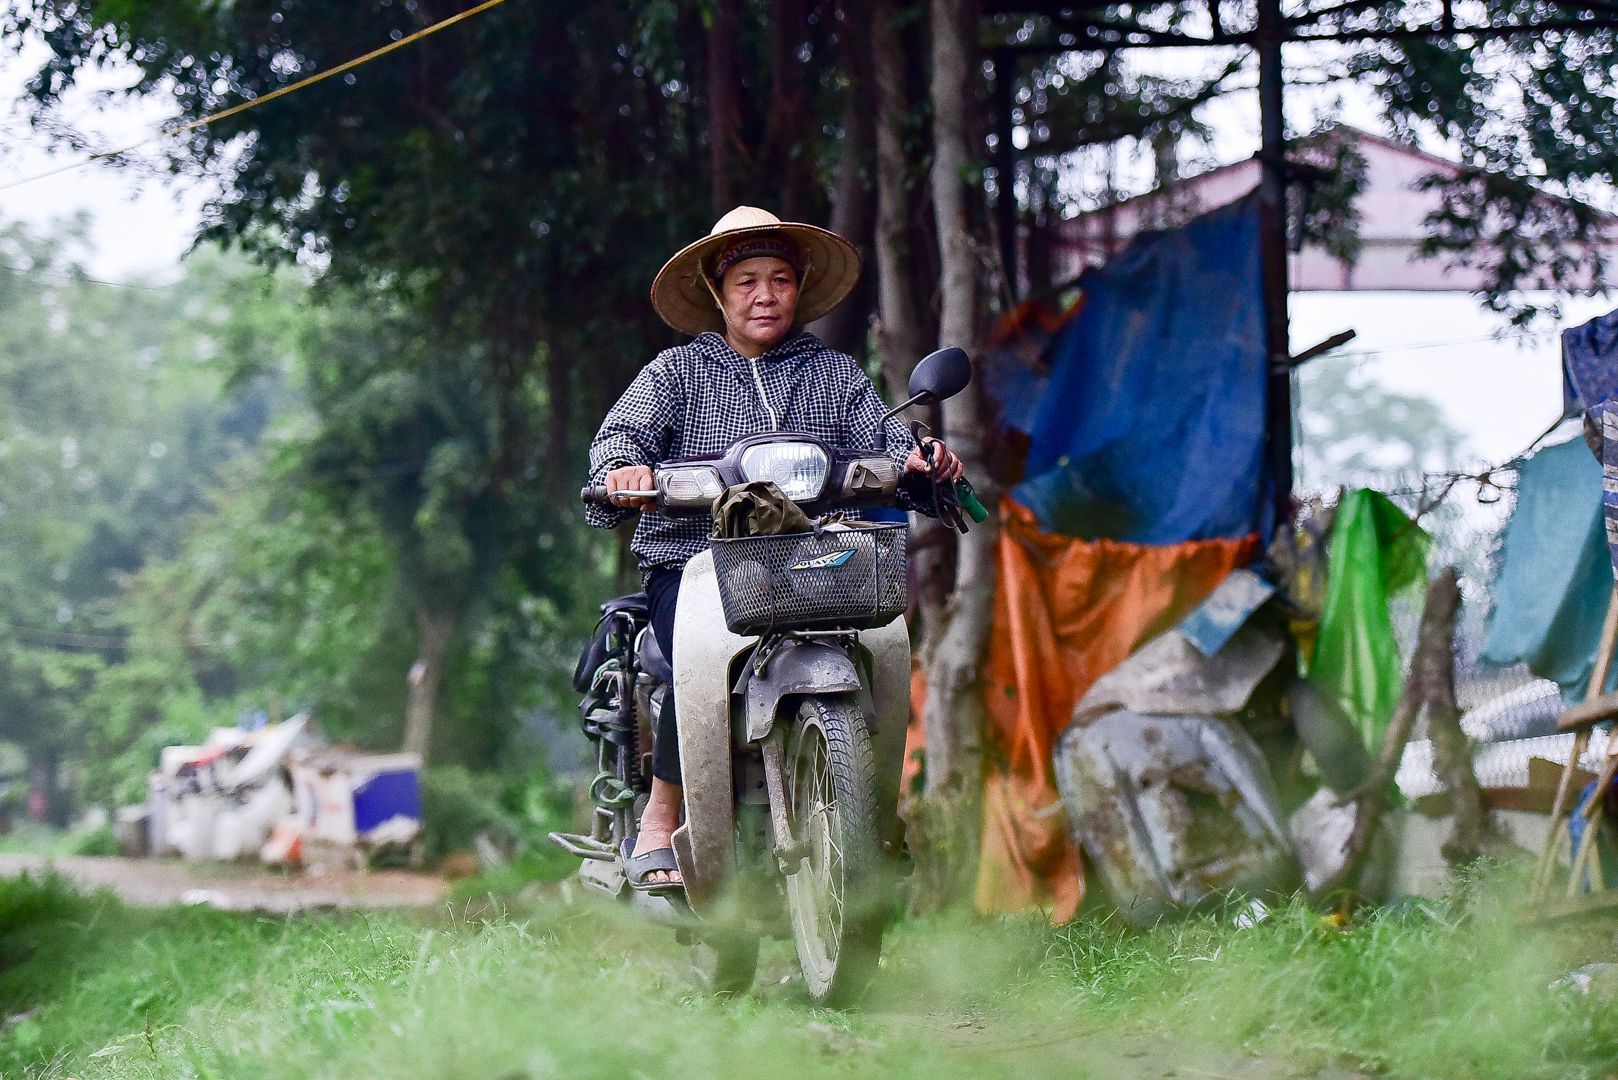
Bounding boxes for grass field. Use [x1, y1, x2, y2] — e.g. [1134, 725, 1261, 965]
[0, 868, 1612, 1079]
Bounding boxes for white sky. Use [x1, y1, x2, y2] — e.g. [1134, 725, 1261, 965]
[0, 39, 213, 281]
[0, 32, 1608, 476]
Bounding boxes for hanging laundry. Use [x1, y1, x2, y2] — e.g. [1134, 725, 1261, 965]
[1308, 489, 1431, 748]
[1562, 306, 1618, 415]
[1482, 437, 1614, 696]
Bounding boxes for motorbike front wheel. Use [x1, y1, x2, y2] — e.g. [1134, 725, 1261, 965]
[784, 695, 889, 1006]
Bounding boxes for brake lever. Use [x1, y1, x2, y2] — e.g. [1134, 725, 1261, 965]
[904, 420, 971, 532]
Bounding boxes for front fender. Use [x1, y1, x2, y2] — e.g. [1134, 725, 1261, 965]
[672, 551, 755, 915]
[744, 641, 863, 743]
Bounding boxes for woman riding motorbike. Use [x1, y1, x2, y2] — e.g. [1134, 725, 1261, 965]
[585, 206, 961, 892]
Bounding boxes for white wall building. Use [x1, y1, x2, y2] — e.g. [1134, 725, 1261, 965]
[1053, 126, 1616, 292]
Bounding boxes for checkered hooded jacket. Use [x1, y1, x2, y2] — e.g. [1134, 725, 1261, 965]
[586, 330, 919, 572]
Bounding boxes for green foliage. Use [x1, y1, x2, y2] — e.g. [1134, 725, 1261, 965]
[0, 869, 1610, 1078]
[0, 211, 595, 805]
[419, 764, 573, 868]
[0, 871, 85, 940]
[1044, 877, 1618, 1079]
[69, 822, 119, 856]
[4, 3, 737, 760]
[0, 221, 302, 814]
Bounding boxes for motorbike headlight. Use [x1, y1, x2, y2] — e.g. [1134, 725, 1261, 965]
[658, 465, 725, 508]
[739, 441, 829, 503]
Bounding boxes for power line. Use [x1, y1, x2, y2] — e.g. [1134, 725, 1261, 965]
[1329, 327, 1559, 358]
[0, 0, 517, 194]
[0, 263, 173, 292]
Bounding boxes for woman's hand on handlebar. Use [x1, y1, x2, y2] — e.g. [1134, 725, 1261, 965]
[605, 464, 658, 511]
[904, 437, 963, 482]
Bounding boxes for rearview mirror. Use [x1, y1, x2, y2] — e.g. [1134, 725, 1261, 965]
[908, 347, 971, 402]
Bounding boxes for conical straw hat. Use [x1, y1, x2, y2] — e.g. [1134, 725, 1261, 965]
[651, 206, 861, 337]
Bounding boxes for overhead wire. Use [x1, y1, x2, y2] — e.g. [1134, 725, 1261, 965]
[0, 263, 174, 292]
[0, 0, 517, 194]
[1370, 412, 1574, 506]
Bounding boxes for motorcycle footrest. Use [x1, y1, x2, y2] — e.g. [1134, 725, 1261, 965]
[548, 830, 616, 861]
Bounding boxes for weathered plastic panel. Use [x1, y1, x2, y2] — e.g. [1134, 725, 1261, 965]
[1054, 711, 1301, 925]
[1075, 625, 1283, 723]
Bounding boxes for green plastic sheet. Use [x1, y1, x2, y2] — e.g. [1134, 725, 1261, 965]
[1308, 490, 1431, 748]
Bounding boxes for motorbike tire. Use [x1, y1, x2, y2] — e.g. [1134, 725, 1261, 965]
[693, 933, 758, 997]
[784, 695, 888, 1007]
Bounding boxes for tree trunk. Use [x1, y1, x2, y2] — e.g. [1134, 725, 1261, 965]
[403, 603, 457, 761]
[30, 747, 70, 829]
[807, 0, 878, 355]
[870, 0, 931, 392]
[871, 0, 951, 642]
[765, 0, 813, 218]
[914, 0, 997, 904]
[707, 0, 745, 215]
[1422, 567, 1495, 866]
[1328, 569, 1468, 893]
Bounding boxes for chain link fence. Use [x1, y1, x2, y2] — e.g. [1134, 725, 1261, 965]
[1297, 426, 1601, 796]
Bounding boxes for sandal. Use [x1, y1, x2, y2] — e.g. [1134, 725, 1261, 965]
[623, 845, 684, 896]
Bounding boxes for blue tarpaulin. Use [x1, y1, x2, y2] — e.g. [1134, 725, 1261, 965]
[1012, 196, 1272, 544]
[1482, 437, 1615, 696]
[1562, 307, 1618, 415]
[1562, 307, 1618, 577]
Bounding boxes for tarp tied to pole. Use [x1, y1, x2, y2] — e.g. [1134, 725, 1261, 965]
[1306, 490, 1431, 749]
[968, 196, 1276, 918]
[1483, 437, 1615, 696]
[974, 503, 1258, 919]
[1012, 196, 1274, 545]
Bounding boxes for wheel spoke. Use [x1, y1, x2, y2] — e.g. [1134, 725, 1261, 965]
[782, 700, 882, 1004]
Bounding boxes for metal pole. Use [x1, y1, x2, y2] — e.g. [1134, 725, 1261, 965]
[1257, 0, 1293, 530]
[992, 50, 1019, 303]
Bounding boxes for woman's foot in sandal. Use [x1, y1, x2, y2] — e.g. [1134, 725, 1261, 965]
[628, 778, 683, 890]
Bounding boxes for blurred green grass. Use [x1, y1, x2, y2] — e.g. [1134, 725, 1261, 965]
[0, 868, 1610, 1079]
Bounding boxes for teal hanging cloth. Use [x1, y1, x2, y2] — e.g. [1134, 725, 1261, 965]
[1308, 490, 1432, 748]
[1481, 437, 1614, 696]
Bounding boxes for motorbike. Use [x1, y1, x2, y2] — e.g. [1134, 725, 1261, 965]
[552, 346, 982, 1005]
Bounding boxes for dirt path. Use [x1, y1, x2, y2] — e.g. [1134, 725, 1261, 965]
[732, 939, 1362, 1080]
[0, 853, 449, 913]
[891, 1012, 1362, 1080]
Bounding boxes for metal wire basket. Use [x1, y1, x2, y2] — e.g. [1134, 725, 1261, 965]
[710, 524, 907, 635]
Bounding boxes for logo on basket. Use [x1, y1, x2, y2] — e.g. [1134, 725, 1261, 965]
[790, 549, 856, 572]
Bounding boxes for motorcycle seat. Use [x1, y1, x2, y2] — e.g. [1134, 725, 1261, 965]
[572, 593, 653, 693]
[638, 625, 674, 686]
[601, 592, 650, 619]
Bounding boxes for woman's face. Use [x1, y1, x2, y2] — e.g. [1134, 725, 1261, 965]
[717, 256, 799, 357]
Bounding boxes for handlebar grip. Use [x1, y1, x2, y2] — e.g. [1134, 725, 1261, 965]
[581, 485, 610, 504]
[956, 478, 990, 523]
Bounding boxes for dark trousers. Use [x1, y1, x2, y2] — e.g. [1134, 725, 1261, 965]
[645, 565, 684, 784]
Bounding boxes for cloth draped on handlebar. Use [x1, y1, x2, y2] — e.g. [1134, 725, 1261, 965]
[584, 330, 921, 573]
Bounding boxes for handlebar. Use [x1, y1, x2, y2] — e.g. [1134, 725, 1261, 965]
[581, 485, 658, 504]
[956, 478, 990, 523]
[584, 475, 987, 525]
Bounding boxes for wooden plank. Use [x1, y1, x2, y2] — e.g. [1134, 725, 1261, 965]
[1535, 582, 1618, 897]
[1559, 690, 1618, 731]
[1530, 755, 1598, 796]
[1529, 889, 1618, 923]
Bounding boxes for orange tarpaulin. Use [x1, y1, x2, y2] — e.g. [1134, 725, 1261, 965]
[973, 500, 1259, 920]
